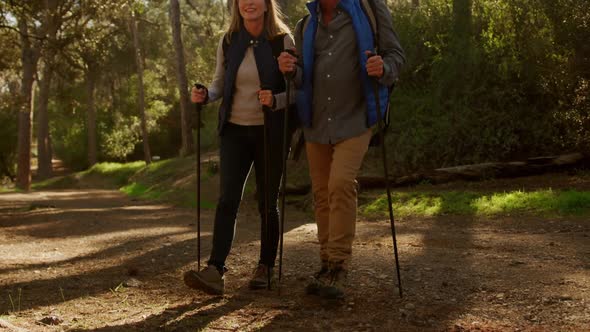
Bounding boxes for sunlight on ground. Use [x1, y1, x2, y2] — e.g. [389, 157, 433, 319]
[0, 190, 125, 202]
[119, 205, 171, 211]
[0, 228, 202, 276]
[283, 222, 317, 236]
[362, 189, 590, 217]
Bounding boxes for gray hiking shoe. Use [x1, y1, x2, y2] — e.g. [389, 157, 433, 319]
[248, 264, 274, 290]
[183, 265, 224, 295]
[305, 262, 330, 295]
[319, 267, 348, 300]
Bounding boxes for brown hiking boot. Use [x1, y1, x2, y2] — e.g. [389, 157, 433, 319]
[248, 264, 274, 290]
[319, 267, 348, 300]
[183, 265, 224, 295]
[305, 261, 330, 295]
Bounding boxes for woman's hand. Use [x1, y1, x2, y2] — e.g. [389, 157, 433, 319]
[191, 86, 207, 104]
[258, 89, 274, 108]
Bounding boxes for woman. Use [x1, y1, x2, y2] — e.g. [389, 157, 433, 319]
[184, 0, 294, 295]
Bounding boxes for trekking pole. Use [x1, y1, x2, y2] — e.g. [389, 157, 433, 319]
[194, 83, 203, 271]
[367, 53, 403, 298]
[277, 49, 296, 294]
[261, 86, 272, 291]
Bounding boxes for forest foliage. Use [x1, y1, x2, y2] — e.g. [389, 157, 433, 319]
[0, 0, 588, 184]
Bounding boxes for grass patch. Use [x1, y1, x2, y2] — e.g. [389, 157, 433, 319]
[120, 182, 215, 209]
[33, 174, 78, 189]
[121, 182, 162, 200]
[83, 161, 145, 186]
[473, 189, 590, 215]
[120, 157, 217, 209]
[360, 189, 590, 218]
[33, 161, 146, 190]
[32, 157, 219, 209]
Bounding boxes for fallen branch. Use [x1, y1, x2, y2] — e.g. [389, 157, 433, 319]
[357, 152, 588, 190]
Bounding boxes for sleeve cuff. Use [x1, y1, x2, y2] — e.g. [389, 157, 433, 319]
[378, 62, 394, 86]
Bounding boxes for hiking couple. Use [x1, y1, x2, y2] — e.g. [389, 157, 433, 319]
[184, 0, 405, 301]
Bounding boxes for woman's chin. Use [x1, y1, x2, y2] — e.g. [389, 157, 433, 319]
[242, 14, 264, 23]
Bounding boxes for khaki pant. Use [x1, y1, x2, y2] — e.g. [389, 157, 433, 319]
[306, 129, 372, 269]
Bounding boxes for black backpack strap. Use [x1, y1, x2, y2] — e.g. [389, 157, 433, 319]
[361, 0, 379, 50]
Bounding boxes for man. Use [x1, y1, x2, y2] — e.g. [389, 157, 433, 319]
[278, 0, 404, 300]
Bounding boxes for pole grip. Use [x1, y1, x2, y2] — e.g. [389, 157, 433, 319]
[284, 49, 298, 80]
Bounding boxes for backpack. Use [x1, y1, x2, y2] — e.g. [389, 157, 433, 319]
[297, 0, 394, 147]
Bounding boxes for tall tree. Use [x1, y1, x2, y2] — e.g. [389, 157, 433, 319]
[0, 11, 21, 181]
[85, 67, 98, 166]
[69, 0, 126, 167]
[36, 0, 60, 179]
[447, 0, 473, 97]
[77, 14, 111, 167]
[169, 0, 193, 156]
[452, 0, 472, 46]
[129, 5, 151, 164]
[16, 9, 43, 190]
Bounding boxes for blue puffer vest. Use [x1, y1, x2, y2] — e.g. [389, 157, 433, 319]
[297, 0, 389, 128]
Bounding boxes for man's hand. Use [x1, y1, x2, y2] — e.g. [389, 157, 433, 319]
[278, 49, 298, 76]
[365, 50, 384, 78]
[191, 86, 207, 104]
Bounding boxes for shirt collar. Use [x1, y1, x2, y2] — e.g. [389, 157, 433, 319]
[315, 0, 343, 21]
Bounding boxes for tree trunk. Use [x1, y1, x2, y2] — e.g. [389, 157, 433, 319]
[86, 73, 98, 167]
[452, 0, 472, 44]
[37, 62, 52, 179]
[130, 10, 151, 164]
[170, 0, 193, 157]
[16, 17, 39, 191]
[36, 0, 59, 179]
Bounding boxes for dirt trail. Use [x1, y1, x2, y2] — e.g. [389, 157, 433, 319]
[0, 189, 589, 331]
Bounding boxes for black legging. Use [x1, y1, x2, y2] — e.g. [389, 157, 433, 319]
[208, 122, 285, 270]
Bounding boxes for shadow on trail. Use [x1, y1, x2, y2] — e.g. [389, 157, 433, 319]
[0, 230, 191, 275]
[2, 188, 588, 330]
[0, 190, 198, 238]
[0, 190, 306, 315]
[0, 237, 208, 313]
[264, 196, 589, 330]
[71, 297, 226, 331]
[73, 288, 268, 331]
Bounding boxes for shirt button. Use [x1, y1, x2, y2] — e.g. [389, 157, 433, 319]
[330, 35, 334, 39]
[328, 117, 332, 121]
[328, 52, 332, 56]
[328, 97, 332, 101]
[326, 74, 331, 78]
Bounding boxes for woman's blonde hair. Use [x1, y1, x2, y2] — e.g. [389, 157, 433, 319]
[226, 0, 291, 41]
